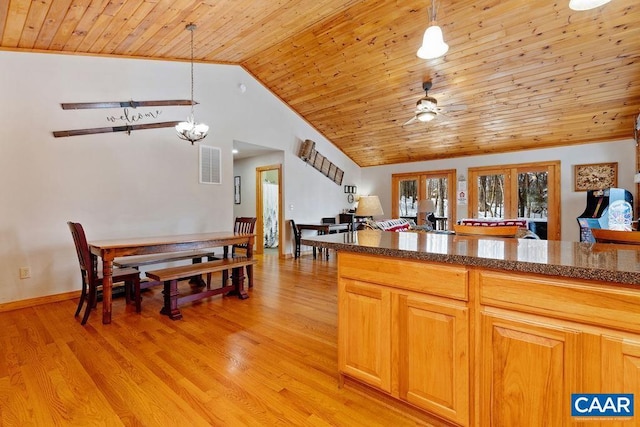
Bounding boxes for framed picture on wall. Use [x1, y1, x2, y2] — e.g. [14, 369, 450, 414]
[574, 162, 618, 192]
[234, 176, 241, 204]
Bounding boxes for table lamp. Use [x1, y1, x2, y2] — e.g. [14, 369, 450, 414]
[418, 199, 436, 228]
[355, 195, 384, 219]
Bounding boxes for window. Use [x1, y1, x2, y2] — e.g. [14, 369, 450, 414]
[468, 161, 560, 240]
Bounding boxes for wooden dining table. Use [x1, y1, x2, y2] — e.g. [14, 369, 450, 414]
[296, 223, 351, 259]
[296, 223, 352, 234]
[89, 231, 254, 324]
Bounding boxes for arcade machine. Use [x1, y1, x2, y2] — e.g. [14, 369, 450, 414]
[577, 188, 634, 242]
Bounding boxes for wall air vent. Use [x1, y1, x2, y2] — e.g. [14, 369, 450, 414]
[199, 145, 221, 184]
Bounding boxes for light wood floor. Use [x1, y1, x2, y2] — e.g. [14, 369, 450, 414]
[0, 253, 438, 426]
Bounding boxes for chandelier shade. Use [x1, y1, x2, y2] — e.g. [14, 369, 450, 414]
[176, 23, 208, 144]
[176, 114, 209, 142]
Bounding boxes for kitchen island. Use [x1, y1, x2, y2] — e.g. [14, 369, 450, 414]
[302, 230, 640, 426]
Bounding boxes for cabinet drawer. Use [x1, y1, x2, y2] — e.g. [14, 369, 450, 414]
[478, 270, 640, 333]
[339, 253, 468, 301]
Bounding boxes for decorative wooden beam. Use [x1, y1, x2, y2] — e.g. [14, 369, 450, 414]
[53, 121, 180, 138]
[61, 100, 197, 110]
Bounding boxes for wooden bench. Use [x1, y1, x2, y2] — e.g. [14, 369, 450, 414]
[114, 249, 218, 269]
[115, 249, 219, 289]
[145, 257, 257, 320]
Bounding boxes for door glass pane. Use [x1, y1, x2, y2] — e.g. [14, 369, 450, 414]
[517, 172, 548, 219]
[517, 171, 548, 239]
[477, 174, 505, 219]
[398, 179, 418, 220]
[425, 177, 449, 230]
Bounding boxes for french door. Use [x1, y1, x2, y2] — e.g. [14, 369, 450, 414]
[391, 170, 456, 230]
[468, 161, 560, 240]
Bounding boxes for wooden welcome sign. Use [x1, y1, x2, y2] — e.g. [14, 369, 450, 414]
[53, 99, 195, 138]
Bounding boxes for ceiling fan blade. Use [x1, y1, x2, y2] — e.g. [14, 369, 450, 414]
[443, 104, 467, 112]
[403, 116, 418, 126]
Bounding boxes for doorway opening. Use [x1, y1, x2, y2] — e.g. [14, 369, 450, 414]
[256, 164, 283, 257]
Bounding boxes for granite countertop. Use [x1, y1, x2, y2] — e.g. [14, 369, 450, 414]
[301, 230, 640, 285]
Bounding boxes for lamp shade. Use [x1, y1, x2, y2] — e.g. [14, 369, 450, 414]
[356, 195, 384, 217]
[417, 24, 449, 59]
[357, 229, 382, 247]
[569, 0, 611, 10]
[418, 199, 436, 213]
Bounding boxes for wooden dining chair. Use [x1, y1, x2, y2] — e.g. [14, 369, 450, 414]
[219, 217, 258, 289]
[67, 221, 142, 325]
[453, 224, 519, 237]
[318, 217, 337, 259]
[591, 228, 640, 245]
[231, 217, 257, 256]
[291, 219, 302, 259]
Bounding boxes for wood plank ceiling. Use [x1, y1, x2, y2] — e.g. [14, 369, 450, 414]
[1, 0, 638, 167]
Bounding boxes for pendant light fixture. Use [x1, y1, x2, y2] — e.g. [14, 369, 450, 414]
[416, 0, 449, 60]
[175, 23, 209, 144]
[569, 0, 611, 10]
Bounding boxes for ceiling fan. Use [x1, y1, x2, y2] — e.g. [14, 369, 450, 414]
[402, 81, 466, 126]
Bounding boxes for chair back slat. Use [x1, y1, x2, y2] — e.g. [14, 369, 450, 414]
[290, 219, 301, 258]
[233, 217, 257, 250]
[67, 221, 95, 283]
[235, 217, 257, 234]
[290, 219, 299, 235]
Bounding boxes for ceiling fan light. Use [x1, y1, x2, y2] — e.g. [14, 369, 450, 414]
[569, 0, 611, 10]
[417, 111, 437, 122]
[417, 24, 449, 59]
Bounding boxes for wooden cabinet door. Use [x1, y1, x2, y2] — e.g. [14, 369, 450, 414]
[480, 313, 581, 426]
[397, 293, 469, 426]
[338, 278, 392, 392]
[602, 335, 640, 424]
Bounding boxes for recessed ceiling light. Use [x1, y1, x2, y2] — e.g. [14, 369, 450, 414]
[232, 149, 239, 154]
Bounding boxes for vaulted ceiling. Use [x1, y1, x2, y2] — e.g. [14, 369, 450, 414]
[1, 0, 639, 167]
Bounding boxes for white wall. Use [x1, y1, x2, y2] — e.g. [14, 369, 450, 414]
[0, 51, 360, 304]
[361, 139, 636, 242]
[233, 147, 357, 255]
[233, 152, 285, 221]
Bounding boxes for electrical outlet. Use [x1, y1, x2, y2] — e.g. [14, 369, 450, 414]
[19, 267, 31, 279]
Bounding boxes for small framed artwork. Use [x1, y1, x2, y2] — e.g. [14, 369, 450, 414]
[234, 176, 241, 204]
[574, 162, 618, 192]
